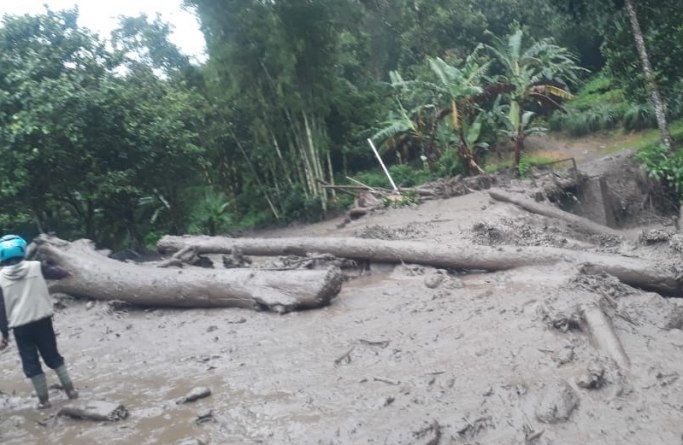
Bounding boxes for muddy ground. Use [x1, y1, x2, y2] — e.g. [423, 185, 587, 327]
[3, 150, 683, 444]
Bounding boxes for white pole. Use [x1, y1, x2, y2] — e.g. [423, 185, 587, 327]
[367, 138, 400, 193]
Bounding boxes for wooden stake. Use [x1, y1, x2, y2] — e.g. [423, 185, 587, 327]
[367, 138, 400, 193]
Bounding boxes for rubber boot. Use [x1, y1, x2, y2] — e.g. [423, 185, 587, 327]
[30, 373, 51, 409]
[54, 365, 78, 400]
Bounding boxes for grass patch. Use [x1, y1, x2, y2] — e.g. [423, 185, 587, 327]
[484, 152, 567, 174]
[596, 118, 683, 155]
[569, 75, 625, 109]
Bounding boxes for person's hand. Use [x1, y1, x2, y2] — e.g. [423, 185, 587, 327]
[0, 335, 8, 350]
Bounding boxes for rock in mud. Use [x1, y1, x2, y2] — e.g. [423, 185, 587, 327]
[534, 380, 580, 424]
[576, 363, 606, 389]
[553, 346, 575, 366]
[195, 409, 214, 424]
[176, 387, 212, 405]
[424, 273, 445, 289]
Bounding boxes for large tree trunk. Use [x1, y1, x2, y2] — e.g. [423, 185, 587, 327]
[157, 235, 682, 296]
[624, 0, 673, 151]
[34, 236, 343, 313]
[488, 189, 625, 238]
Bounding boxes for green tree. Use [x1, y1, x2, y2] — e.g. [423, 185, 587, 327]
[484, 29, 584, 166]
[0, 7, 211, 248]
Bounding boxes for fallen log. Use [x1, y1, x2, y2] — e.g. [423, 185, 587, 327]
[580, 303, 630, 369]
[157, 235, 682, 296]
[488, 189, 625, 238]
[34, 236, 343, 312]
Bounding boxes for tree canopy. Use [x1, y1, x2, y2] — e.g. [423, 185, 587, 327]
[0, 0, 680, 249]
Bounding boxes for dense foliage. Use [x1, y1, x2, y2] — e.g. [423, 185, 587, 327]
[0, 0, 681, 249]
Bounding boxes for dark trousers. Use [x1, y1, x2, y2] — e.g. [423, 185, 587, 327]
[13, 317, 64, 378]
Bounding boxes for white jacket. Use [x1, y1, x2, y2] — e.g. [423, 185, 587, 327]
[0, 261, 53, 328]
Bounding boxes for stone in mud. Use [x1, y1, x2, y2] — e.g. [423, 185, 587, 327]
[195, 409, 214, 425]
[444, 276, 465, 289]
[424, 273, 445, 289]
[176, 387, 212, 405]
[534, 380, 580, 424]
[576, 363, 606, 389]
[553, 346, 575, 366]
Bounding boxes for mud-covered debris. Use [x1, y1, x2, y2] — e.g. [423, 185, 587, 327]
[226, 316, 246, 324]
[639, 228, 675, 245]
[538, 304, 582, 332]
[106, 300, 134, 314]
[470, 218, 578, 248]
[424, 272, 445, 289]
[355, 225, 402, 240]
[553, 346, 575, 366]
[567, 273, 636, 299]
[222, 247, 252, 269]
[664, 305, 683, 330]
[383, 419, 442, 445]
[668, 234, 683, 253]
[589, 234, 622, 249]
[444, 276, 465, 289]
[576, 363, 606, 389]
[655, 371, 679, 387]
[413, 420, 441, 445]
[176, 387, 212, 405]
[354, 223, 427, 241]
[534, 380, 580, 424]
[175, 439, 207, 445]
[456, 415, 493, 440]
[58, 401, 129, 422]
[195, 409, 214, 425]
[259, 253, 357, 271]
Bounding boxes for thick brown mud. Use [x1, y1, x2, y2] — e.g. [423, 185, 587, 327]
[3, 157, 683, 444]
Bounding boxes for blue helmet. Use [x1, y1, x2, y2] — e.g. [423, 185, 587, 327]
[0, 235, 27, 264]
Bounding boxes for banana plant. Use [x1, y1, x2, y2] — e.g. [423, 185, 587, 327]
[483, 29, 586, 166]
[371, 99, 431, 162]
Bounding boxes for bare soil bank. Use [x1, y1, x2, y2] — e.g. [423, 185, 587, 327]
[2, 151, 683, 445]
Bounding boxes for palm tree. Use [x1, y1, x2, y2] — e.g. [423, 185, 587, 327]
[484, 29, 586, 167]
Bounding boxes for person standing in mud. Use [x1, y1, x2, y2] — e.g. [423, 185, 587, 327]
[0, 235, 78, 409]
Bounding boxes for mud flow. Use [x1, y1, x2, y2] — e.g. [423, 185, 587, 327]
[3, 154, 683, 445]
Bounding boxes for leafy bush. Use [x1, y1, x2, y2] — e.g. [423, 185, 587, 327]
[635, 144, 683, 200]
[187, 188, 234, 236]
[352, 163, 433, 189]
[549, 104, 623, 136]
[382, 189, 421, 208]
[432, 147, 463, 178]
[281, 185, 324, 223]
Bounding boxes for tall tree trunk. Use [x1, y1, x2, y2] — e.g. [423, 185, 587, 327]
[623, 0, 673, 150]
[513, 104, 525, 168]
[458, 134, 485, 176]
[513, 135, 524, 170]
